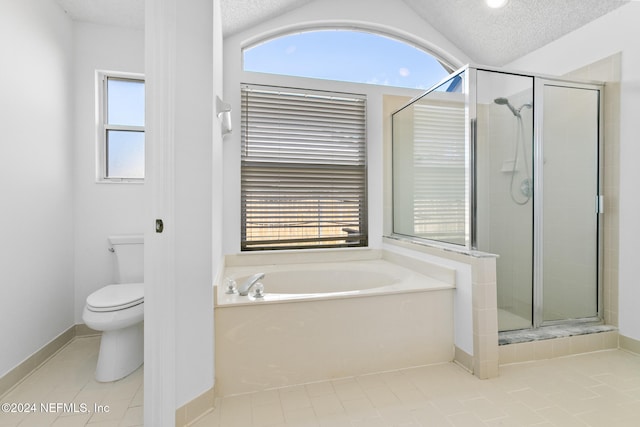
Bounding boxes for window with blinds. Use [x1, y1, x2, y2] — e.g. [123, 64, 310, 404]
[241, 85, 368, 251]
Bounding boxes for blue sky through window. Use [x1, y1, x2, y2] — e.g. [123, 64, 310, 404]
[244, 30, 450, 90]
[104, 76, 145, 179]
[107, 78, 145, 126]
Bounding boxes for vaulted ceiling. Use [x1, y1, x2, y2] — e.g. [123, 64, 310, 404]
[54, 0, 628, 66]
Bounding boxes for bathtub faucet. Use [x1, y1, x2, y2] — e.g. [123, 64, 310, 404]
[238, 272, 265, 296]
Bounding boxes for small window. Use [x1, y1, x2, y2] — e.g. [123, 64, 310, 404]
[241, 85, 368, 251]
[97, 71, 145, 182]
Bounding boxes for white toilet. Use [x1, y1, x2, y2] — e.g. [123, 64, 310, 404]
[83, 235, 144, 382]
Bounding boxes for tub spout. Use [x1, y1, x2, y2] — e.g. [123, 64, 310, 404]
[238, 273, 265, 296]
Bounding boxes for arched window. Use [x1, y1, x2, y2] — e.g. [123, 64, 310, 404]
[240, 29, 451, 251]
[243, 29, 450, 89]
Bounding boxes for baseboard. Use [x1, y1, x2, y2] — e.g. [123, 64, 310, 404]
[619, 334, 640, 355]
[453, 346, 474, 373]
[0, 325, 75, 398]
[75, 323, 100, 337]
[175, 386, 216, 426]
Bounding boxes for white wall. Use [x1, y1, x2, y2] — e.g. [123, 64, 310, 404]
[173, 0, 216, 408]
[72, 23, 145, 324]
[143, 0, 217, 411]
[211, 0, 224, 406]
[222, 0, 471, 255]
[508, 2, 640, 340]
[0, 0, 75, 376]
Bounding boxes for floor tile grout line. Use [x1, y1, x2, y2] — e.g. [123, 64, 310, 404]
[0, 336, 97, 402]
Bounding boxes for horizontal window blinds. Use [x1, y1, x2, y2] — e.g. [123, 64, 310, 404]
[412, 102, 466, 245]
[241, 85, 368, 250]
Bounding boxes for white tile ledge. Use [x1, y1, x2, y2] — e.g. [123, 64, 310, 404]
[384, 235, 499, 258]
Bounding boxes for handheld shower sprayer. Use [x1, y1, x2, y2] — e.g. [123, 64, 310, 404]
[494, 96, 533, 205]
[494, 97, 532, 117]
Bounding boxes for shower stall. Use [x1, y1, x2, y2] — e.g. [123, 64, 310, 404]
[392, 65, 603, 332]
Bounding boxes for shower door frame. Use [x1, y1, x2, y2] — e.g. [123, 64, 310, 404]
[531, 77, 605, 329]
[390, 65, 605, 331]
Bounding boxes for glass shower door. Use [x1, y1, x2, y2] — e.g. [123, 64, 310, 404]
[538, 83, 601, 324]
[475, 70, 534, 332]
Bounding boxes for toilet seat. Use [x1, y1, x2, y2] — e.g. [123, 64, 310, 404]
[87, 283, 144, 312]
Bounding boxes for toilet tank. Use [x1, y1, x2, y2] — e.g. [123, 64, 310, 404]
[108, 235, 144, 283]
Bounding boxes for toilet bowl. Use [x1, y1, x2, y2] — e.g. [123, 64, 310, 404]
[83, 235, 144, 382]
[83, 284, 144, 382]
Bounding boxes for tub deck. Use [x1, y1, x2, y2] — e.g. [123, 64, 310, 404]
[217, 259, 454, 307]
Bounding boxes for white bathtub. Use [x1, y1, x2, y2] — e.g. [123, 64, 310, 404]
[215, 255, 456, 396]
[217, 259, 453, 306]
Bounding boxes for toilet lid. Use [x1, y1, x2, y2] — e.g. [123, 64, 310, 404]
[87, 283, 144, 312]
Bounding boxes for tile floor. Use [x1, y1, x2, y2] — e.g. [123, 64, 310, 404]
[3, 337, 640, 427]
[0, 336, 143, 427]
[195, 348, 640, 427]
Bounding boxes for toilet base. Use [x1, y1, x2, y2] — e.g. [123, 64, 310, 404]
[95, 321, 143, 382]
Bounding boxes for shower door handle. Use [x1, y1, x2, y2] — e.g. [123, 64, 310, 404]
[596, 195, 604, 214]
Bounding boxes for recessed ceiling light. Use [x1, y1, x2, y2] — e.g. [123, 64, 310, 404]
[486, 0, 509, 8]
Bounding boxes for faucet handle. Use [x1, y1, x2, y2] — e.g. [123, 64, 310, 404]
[252, 282, 265, 299]
[223, 277, 238, 294]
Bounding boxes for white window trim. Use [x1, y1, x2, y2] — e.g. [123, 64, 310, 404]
[95, 70, 145, 184]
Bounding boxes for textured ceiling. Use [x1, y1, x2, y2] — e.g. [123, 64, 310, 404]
[220, 0, 313, 36]
[54, 0, 629, 66]
[402, 0, 628, 65]
[54, 0, 313, 35]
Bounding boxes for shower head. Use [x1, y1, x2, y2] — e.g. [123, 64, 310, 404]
[494, 97, 520, 117]
[494, 97, 532, 117]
